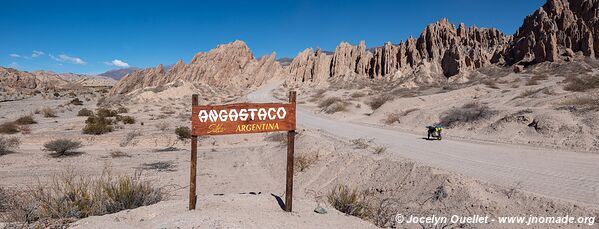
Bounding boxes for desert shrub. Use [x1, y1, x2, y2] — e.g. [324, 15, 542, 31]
[295, 153, 317, 172]
[141, 161, 176, 172]
[53, 92, 60, 97]
[440, 102, 496, 127]
[0, 122, 19, 134]
[96, 108, 117, 117]
[318, 97, 343, 109]
[116, 107, 128, 114]
[175, 126, 191, 141]
[483, 80, 499, 89]
[43, 139, 82, 157]
[41, 107, 57, 118]
[83, 115, 114, 135]
[515, 88, 542, 99]
[350, 92, 365, 98]
[13, 115, 36, 125]
[564, 75, 599, 92]
[350, 138, 371, 149]
[109, 150, 131, 158]
[382, 113, 400, 125]
[561, 97, 599, 111]
[525, 77, 540, 86]
[372, 146, 387, 154]
[0, 136, 20, 155]
[368, 94, 393, 110]
[70, 98, 83, 106]
[2, 169, 162, 223]
[327, 184, 370, 217]
[77, 108, 94, 116]
[120, 116, 136, 124]
[323, 101, 348, 114]
[120, 130, 142, 147]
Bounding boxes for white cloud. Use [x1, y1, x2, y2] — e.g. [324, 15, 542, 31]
[49, 54, 86, 65]
[31, 50, 44, 58]
[104, 59, 130, 68]
[9, 54, 20, 58]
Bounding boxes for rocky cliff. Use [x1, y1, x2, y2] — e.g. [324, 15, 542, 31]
[109, 40, 282, 95]
[287, 19, 510, 85]
[287, 0, 599, 85]
[0, 67, 116, 95]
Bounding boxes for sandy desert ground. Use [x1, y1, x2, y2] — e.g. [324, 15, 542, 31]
[1, 70, 598, 228]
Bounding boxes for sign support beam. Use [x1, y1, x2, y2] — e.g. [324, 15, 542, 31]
[285, 91, 296, 212]
[189, 94, 198, 210]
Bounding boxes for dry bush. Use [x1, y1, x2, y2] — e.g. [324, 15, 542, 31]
[564, 75, 599, 92]
[327, 184, 370, 218]
[1, 169, 162, 224]
[440, 102, 496, 128]
[323, 101, 348, 114]
[70, 98, 83, 106]
[0, 122, 19, 134]
[514, 88, 542, 99]
[295, 153, 318, 172]
[14, 115, 36, 125]
[43, 139, 82, 157]
[120, 130, 142, 147]
[561, 97, 599, 111]
[318, 97, 343, 109]
[525, 77, 540, 86]
[109, 150, 131, 158]
[0, 136, 20, 155]
[96, 108, 118, 117]
[83, 116, 114, 135]
[116, 107, 128, 114]
[41, 107, 57, 118]
[141, 161, 176, 172]
[483, 80, 499, 89]
[350, 92, 365, 98]
[382, 113, 400, 125]
[77, 108, 94, 117]
[372, 146, 387, 154]
[120, 116, 136, 124]
[175, 126, 191, 141]
[350, 138, 371, 149]
[368, 94, 393, 110]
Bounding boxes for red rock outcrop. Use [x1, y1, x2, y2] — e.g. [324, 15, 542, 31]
[110, 40, 282, 95]
[505, 0, 599, 64]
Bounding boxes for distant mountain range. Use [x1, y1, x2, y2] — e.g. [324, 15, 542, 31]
[99, 67, 141, 80]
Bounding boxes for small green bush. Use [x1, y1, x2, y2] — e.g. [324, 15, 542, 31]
[96, 108, 117, 117]
[77, 108, 94, 116]
[175, 126, 191, 140]
[70, 98, 84, 106]
[83, 115, 114, 135]
[120, 116, 135, 124]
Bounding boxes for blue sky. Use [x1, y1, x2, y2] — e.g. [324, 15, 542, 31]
[1, 0, 545, 74]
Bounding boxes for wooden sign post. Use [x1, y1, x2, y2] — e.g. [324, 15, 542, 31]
[189, 91, 297, 212]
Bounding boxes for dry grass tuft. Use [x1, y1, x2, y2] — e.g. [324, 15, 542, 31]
[14, 115, 36, 125]
[368, 94, 394, 110]
[1, 169, 162, 224]
[563, 75, 599, 92]
[382, 113, 400, 125]
[294, 153, 318, 173]
[327, 184, 370, 218]
[109, 150, 131, 158]
[41, 107, 57, 118]
[77, 108, 94, 117]
[0, 122, 19, 134]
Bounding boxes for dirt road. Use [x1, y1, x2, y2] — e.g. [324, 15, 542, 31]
[247, 81, 599, 208]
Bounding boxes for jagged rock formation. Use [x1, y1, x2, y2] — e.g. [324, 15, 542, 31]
[0, 67, 116, 95]
[110, 40, 281, 95]
[288, 19, 510, 85]
[506, 0, 599, 64]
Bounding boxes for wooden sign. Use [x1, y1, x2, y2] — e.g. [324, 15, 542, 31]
[189, 91, 297, 213]
[191, 103, 296, 136]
